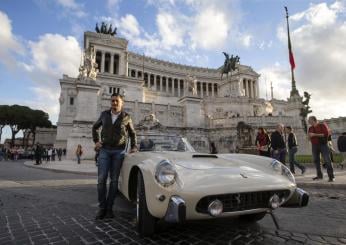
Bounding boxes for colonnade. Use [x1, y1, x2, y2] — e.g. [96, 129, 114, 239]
[95, 51, 120, 74]
[128, 68, 219, 97]
[242, 79, 258, 98]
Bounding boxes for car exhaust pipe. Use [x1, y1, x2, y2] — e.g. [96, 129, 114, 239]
[282, 188, 309, 208]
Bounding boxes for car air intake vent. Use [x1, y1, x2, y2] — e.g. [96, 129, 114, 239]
[192, 154, 218, 158]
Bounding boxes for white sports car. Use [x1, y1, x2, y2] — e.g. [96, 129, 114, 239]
[119, 133, 309, 236]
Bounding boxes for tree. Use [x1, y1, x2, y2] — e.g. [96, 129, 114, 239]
[1, 105, 52, 147]
[0, 105, 10, 143]
[28, 109, 52, 145]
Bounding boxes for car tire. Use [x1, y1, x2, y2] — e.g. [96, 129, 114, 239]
[136, 171, 156, 236]
[239, 212, 267, 222]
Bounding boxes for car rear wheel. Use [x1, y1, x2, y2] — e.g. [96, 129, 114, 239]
[239, 212, 267, 222]
[136, 171, 156, 236]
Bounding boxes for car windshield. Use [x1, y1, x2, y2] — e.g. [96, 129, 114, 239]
[137, 134, 195, 152]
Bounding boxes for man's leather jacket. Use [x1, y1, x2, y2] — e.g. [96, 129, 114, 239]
[92, 110, 137, 150]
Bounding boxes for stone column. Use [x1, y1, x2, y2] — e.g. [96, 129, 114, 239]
[253, 80, 257, 98]
[178, 79, 181, 97]
[212, 83, 215, 97]
[200, 82, 204, 97]
[206, 83, 209, 97]
[245, 80, 249, 97]
[166, 79, 169, 93]
[110, 54, 114, 74]
[154, 75, 157, 91]
[101, 52, 105, 73]
[160, 76, 162, 92]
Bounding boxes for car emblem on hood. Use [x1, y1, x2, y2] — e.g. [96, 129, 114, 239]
[240, 173, 248, 178]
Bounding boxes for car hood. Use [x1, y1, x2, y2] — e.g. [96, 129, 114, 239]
[136, 152, 295, 193]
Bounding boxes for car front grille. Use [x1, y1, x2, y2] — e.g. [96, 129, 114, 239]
[196, 189, 290, 214]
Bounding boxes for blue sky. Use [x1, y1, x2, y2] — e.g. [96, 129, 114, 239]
[0, 0, 345, 141]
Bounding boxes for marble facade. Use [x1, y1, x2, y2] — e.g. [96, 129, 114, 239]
[55, 31, 310, 159]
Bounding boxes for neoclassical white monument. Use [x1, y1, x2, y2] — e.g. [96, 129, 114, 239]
[55, 31, 309, 159]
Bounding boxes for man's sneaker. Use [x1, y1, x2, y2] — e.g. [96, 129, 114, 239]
[312, 176, 323, 180]
[104, 209, 115, 219]
[301, 167, 306, 175]
[328, 178, 335, 182]
[95, 209, 106, 220]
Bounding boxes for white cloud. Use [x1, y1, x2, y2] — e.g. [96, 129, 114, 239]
[240, 34, 253, 48]
[190, 8, 229, 49]
[107, 0, 121, 9]
[156, 12, 185, 48]
[0, 11, 25, 68]
[258, 64, 291, 101]
[120, 14, 140, 38]
[55, 0, 87, 18]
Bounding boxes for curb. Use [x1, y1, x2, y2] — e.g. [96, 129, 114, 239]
[23, 161, 97, 176]
[297, 182, 346, 190]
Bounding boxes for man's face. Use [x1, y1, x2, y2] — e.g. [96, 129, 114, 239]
[111, 96, 123, 113]
[277, 124, 283, 133]
[308, 118, 316, 126]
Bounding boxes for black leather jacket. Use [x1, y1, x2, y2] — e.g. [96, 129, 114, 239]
[92, 110, 137, 150]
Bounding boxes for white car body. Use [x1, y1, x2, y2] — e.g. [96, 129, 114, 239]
[118, 134, 308, 235]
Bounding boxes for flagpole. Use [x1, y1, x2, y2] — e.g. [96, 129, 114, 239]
[285, 6, 299, 97]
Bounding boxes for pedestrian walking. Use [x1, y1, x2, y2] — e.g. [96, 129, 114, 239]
[285, 126, 306, 174]
[0, 147, 4, 161]
[92, 92, 137, 220]
[210, 142, 218, 154]
[308, 116, 335, 182]
[52, 148, 56, 161]
[270, 124, 286, 164]
[76, 144, 83, 164]
[255, 127, 271, 157]
[34, 143, 43, 165]
[47, 147, 52, 163]
[57, 148, 63, 161]
[337, 132, 346, 169]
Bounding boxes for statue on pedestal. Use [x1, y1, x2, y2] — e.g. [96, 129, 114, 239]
[78, 46, 98, 81]
[185, 75, 197, 96]
[221, 52, 240, 80]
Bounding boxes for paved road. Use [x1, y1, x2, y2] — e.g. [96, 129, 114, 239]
[0, 160, 345, 245]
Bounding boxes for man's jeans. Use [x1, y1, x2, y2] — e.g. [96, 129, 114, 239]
[312, 144, 334, 179]
[97, 148, 125, 210]
[288, 146, 305, 173]
[272, 148, 286, 165]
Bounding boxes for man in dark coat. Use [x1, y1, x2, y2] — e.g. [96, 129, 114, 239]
[92, 92, 137, 220]
[270, 124, 286, 164]
[337, 132, 346, 169]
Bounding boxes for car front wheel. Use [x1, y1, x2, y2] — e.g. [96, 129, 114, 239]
[136, 171, 156, 236]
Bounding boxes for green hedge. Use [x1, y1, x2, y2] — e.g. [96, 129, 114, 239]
[295, 154, 343, 164]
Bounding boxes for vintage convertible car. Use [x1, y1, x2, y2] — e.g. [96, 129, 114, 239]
[119, 133, 309, 236]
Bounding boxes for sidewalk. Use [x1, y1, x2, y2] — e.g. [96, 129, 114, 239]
[24, 159, 97, 176]
[24, 160, 346, 188]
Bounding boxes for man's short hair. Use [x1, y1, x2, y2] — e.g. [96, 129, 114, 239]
[286, 126, 292, 130]
[308, 116, 317, 122]
[111, 92, 124, 99]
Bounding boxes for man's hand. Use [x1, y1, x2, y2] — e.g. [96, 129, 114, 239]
[95, 142, 102, 150]
[129, 146, 138, 154]
[308, 132, 316, 138]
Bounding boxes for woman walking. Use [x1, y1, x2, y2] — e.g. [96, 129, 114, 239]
[76, 144, 83, 164]
[255, 127, 271, 157]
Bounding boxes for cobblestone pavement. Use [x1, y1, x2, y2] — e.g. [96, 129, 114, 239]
[1, 160, 346, 245]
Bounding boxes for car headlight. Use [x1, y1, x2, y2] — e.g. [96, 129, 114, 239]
[270, 160, 295, 184]
[155, 160, 177, 186]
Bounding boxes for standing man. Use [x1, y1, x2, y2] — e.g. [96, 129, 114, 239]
[92, 92, 137, 220]
[308, 116, 335, 182]
[285, 126, 306, 174]
[34, 143, 42, 165]
[337, 132, 346, 169]
[270, 124, 286, 164]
